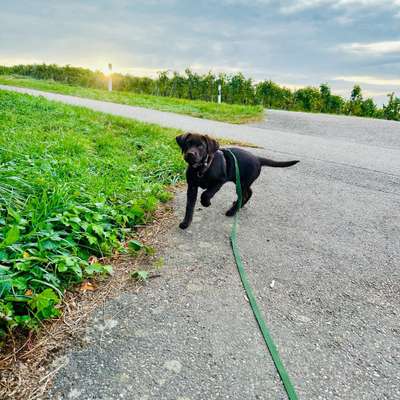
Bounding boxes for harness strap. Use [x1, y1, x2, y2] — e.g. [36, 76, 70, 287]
[197, 153, 214, 177]
[226, 149, 299, 400]
[197, 150, 225, 178]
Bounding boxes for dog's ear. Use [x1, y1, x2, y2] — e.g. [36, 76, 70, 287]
[204, 135, 219, 155]
[176, 133, 190, 151]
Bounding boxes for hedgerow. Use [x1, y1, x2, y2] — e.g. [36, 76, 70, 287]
[1, 63, 399, 120]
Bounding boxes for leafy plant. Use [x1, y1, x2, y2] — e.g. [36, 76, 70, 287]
[153, 257, 164, 269]
[383, 93, 400, 121]
[130, 270, 149, 282]
[0, 90, 185, 340]
[29, 288, 60, 320]
[128, 240, 144, 252]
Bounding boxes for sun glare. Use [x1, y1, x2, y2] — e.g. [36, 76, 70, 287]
[100, 64, 112, 76]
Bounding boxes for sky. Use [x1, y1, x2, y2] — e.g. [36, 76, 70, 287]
[1, 0, 399, 105]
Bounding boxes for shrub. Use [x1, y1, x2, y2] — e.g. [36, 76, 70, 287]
[293, 87, 322, 112]
[383, 93, 400, 121]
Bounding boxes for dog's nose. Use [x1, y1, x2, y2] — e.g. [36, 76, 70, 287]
[186, 151, 196, 161]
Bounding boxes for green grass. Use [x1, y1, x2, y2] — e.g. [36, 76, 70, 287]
[0, 75, 264, 124]
[0, 89, 186, 340]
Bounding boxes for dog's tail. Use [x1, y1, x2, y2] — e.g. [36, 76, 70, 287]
[258, 157, 299, 168]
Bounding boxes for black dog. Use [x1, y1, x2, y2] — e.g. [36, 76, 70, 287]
[176, 133, 299, 229]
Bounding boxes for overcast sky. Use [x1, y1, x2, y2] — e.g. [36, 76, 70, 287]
[1, 0, 399, 104]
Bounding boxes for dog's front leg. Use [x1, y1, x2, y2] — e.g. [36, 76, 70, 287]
[179, 184, 198, 229]
[200, 182, 223, 207]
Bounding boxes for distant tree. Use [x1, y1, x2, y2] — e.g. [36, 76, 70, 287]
[346, 84, 364, 115]
[351, 85, 363, 102]
[220, 73, 255, 104]
[361, 98, 377, 117]
[170, 71, 187, 98]
[329, 95, 344, 114]
[320, 83, 332, 113]
[202, 71, 216, 101]
[383, 92, 400, 121]
[156, 71, 170, 96]
[255, 80, 293, 109]
[294, 87, 322, 112]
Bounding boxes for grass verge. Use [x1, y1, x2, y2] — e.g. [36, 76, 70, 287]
[0, 75, 264, 124]
[0, 89, 186, 342]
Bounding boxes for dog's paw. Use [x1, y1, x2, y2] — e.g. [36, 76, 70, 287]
[200, 194, 211, 207]
[225, 208, 236, 217]
[179, 221, 189, 229]
[225, 201, 238, 217]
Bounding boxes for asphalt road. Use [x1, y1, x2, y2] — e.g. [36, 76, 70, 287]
[1, 86, 399, 399]
[251, 109, 400, 149]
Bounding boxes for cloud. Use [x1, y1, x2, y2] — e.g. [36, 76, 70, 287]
[338, 41, 400, 55]
[280, 0, 325, 14]
[220, 0, 270, 4]
[335, 15, 354, 24]
[334, 75, 400, 86]
[279, 0, 400, 14]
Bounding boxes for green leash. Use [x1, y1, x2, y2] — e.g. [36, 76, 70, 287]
[226, 149, 299, 400]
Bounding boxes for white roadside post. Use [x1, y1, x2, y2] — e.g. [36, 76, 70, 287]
[108, 63, 112, 92]
[218, 83, 222, 104]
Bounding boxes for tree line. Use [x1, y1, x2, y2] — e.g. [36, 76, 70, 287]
[1, 63, 399, 121]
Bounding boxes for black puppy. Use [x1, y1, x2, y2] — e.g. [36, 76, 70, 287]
[176, 132, 299, 229]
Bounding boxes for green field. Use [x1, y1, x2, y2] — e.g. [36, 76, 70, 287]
[0, 76, 264, 124]
[0, 89, 186, 340]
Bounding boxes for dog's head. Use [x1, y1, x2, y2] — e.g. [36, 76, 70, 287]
[176, 133, 219, 167]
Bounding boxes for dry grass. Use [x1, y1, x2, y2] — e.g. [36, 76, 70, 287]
[218, 137, 262, 149]
[0, 201, 177, 400]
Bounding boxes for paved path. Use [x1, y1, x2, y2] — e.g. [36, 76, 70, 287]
[251, 109, 400, 149]
[2, 85, 400, 399]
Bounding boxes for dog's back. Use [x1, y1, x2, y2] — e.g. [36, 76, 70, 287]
[222, 147, 298, 185]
